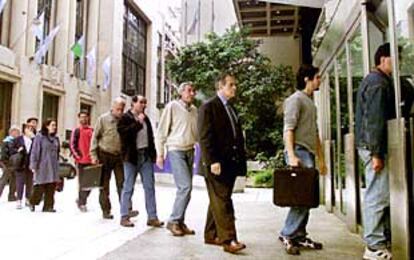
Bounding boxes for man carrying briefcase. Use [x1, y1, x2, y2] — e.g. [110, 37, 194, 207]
[279, 64, 327, 255]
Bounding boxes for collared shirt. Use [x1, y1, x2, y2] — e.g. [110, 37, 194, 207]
[90, 111, 122, 160]
[136, 119, 149, 149]
[23, 135, 32, 152]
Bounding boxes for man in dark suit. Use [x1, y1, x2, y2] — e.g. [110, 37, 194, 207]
[198, 72, 247, 254]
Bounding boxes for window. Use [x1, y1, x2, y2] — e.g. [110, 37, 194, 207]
[122, 2, 147, 96]
[42, 92, 59, 121]
[36, 0, 53, 64]
[156, 33, 162, 106]
[0, 82, 12, 140]
[74, 0, 87, 79]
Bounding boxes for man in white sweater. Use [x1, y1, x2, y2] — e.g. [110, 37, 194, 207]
[155, 82, 198, 236]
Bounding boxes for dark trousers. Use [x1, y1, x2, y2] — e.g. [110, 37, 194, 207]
[0, 166, 17, 200]
[77, 164, 91, 206]
[204, 173, 237, 243]
[98, 151, 124, 214]
[30, 183, 56, 210]
[15, 168, 33, 200]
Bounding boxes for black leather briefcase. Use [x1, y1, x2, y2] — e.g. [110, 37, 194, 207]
[79, 164, 103, 191]
[273, 167, 320, 208]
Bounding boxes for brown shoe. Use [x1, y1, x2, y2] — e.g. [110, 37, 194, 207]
[205, 237, 222, 246]
[147, 219, 164, 228]
[166, 222, 184, 236]
[223, 240, 246, 254]
[120, 217, 134, 227]
[180, 223, 195, 235]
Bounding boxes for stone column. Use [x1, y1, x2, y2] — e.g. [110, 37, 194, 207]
[53, 0, 71, 71]
[9, 0, 28, 56]
[25, 0, 38, 57]
[1, 1, 12, 46]
[85, 0, 100, 86]
[67, 0, 77, 74]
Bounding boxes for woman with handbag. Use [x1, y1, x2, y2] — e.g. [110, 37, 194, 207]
[12, 124, 35, 209]
[29, 119, 60, 212]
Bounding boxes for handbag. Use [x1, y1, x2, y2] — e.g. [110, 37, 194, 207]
[273, 166, 320, 208]
[79, 164, 103, 190]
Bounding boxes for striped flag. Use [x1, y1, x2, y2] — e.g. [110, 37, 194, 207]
[86, 47, 96, 86]
[0, 0, 7, 15]
[102, 57, 111, 91]
[34, 25, 60, 64]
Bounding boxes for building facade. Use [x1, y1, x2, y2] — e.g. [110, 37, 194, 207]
[0, 0, 180, 141]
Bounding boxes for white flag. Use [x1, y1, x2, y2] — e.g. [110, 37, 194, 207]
[86, 47, 96, 86]
[0, 0, 8, 15]
[31, 12, 45, 42]
[102, 56, 111, 91]
[187, 1, 200, 35]
[34, 25, 60, 64]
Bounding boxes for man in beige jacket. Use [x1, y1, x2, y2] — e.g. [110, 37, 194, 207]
[155, 82, 197, 236]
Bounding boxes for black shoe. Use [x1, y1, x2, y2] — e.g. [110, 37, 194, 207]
[297, 237, 323, 250]
[103, 212, 114, 219]
[42, 208, 56, 213]
[8, 196, 17, 202]
[279, 236, 300, 255]
[28, 203, 35, 212]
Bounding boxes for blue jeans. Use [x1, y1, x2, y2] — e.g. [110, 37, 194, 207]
[358, 149, 390, 250]
[120, 151, 158, 220]
[168, 149, 194, 224]
[280, 145, 315, 241]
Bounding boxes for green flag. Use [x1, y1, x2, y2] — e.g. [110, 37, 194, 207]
[71, 35, 84, 59]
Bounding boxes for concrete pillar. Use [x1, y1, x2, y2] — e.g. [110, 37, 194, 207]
[67, 0, 77, 74]
[1, 0, 11, 46]
[9, 0, 28, 56]
[53, 0, 70, 71]
[86, 0, 100, 87]
[25, 0, 38, 57]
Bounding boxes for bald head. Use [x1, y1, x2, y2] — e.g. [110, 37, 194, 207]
[111, 97, 126, 118]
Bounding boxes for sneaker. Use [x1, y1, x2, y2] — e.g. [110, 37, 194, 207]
[297, 237, 323, 250]
[279, 236, 300, 255]
[363, 247, 392, 260]
[16, 200, 23, 210]
[102, 212, 114, 219]
[120, 217, 134, 227]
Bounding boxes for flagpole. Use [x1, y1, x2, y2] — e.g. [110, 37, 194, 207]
[197, 0, 201, 42]
[211, 0, 214, 32]
[184, 0, 188, 45]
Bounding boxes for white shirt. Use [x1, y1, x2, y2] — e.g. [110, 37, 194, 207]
[23, 136, 33, 152]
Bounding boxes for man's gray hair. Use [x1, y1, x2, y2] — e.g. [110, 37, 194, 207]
[9, 124, 21, 134]
[177, 82, 193, 94]
[112, 96, 126, 106]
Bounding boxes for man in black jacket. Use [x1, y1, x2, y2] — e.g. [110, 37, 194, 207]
[117, 95, 163, 228]
[198, 72, 247, 254]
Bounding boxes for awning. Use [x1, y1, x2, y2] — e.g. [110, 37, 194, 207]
[258, 0, 326, 9]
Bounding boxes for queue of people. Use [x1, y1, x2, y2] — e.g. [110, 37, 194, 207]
[0, 51, 397, 259]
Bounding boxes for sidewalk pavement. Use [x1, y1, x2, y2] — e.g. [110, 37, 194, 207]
[0, 175, 364, 260]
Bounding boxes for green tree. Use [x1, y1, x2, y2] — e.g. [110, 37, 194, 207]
[167, 27, 295, 160]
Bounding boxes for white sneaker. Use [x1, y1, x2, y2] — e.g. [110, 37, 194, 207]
[16, 200, 23, 210]
[363, 247, 392, 260]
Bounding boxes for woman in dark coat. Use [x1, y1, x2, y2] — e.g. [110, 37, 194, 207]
[29, 119, 60, 212]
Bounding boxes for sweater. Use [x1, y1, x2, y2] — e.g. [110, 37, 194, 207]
[155, 100, 198, 157]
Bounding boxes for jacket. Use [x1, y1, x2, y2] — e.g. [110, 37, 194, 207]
[355, 69, 395, 159]
[30, 133, 60, 185]
[197, 95, 247, 179]
[70, 126, 93, 165]
[117, 110, 156, 165]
